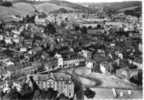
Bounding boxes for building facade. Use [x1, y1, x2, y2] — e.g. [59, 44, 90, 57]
[33, 73, 74, 98]
[63, 58, 85, 68]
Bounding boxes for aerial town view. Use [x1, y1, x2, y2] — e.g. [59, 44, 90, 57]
[0, 0, 142, 100]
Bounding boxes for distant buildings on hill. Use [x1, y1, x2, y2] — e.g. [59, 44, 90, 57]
[1, 0, 43, 2]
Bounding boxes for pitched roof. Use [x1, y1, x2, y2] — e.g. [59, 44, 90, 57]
[34, 72, 72, 82]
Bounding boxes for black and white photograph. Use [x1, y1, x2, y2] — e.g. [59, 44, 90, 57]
[0, 0, 142, 100]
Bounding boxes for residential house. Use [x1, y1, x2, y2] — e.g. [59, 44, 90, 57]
[44, 58, 58, 71]
[17, 66, 38, 75]
[138, 43, 142, 52]
[85, 60, 93, 74]
[116, 68, 130, 80]
[80, 50, 91, 59]
[79, 22, 98, 28]
[100, 61, 113, 74]
[35, 15, 47, 26]
[55, 53, 63, 68]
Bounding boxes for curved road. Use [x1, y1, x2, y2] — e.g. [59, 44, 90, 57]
[62, 67, 142, 99]
[73, 67, 142, 99]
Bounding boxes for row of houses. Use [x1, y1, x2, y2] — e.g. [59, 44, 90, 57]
[35, 13, 85, 26]
[63, 58, 85, 68]
[44, 57, 86, 71]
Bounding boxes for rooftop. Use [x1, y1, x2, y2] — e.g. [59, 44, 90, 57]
[33, 72, 72, 82]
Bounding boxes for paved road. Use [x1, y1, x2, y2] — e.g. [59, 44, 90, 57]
[60, 66, 142, 99]
[73, 67, 142, 99]
[85, 88, 142, 99]
[0, 66, 142, 99]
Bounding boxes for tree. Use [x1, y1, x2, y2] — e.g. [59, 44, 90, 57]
[58, 8, 69, 13]
[0, 22, 4, 32]
[60, 21, 66, 28]
[37, 65, 45, 72]
[97, 24, 101, 29]
[129, 70, 142, 86]
[32, 90, 41, 100]
[1, 1, 13, 7]
[88, 26, 92, 29]
[71, 72, 84, 100]
[39, 88, 58, 100]
[124, 7, 141, 18]
[57, 93, 69, 100]
[104, 8, 117, 18]
[84, 88, 96, 98]
[44, 23, 56, 34]
[29, 76, 40, 91]
[26, 15, 36, 23]
[74, 25, 80, 31]
[80, 26, 87, 34]
[7, 87, 21, 100]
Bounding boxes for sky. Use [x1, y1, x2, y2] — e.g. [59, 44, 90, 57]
[64, 0, 142, 3]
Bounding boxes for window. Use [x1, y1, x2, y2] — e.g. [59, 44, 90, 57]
[43, 81, 46, 89]
[47, 81, 49, 88]
[49, 81, 52, 88]
[69, 92, 71, 97]
[40, 81, 43, 89]
[68, 80, 71, 84]
[35, 80, 39, 86]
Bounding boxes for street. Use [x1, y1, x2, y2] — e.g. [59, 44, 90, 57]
[74, 67, 142, 99]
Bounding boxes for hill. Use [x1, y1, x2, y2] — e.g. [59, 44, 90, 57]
[81, 1, 141, 10]
[80, 1, 142, 17]
[0, 0, 89, 22]
[35, 2, 74, 14]
[13, 0, 89, 12]
[48, 0, 89, 12]
[0, 2, 36, 22]
[0, 1, 74, 22]
[13, 2, 35, 16]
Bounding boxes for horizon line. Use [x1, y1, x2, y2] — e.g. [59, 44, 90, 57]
[64, 0, 142, 3]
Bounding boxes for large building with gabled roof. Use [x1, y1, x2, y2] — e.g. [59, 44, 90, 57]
[33, 72, 74, 98]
